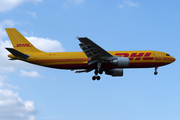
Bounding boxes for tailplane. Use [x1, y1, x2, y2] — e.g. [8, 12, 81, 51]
[5, 28, 44, 53]
[6, 48, 30, 59]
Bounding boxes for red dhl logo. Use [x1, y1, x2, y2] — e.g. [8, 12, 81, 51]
[14, 44, 33, 47]
[115, 53, 154, 60]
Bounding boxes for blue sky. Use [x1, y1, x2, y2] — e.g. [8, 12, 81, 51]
[0, 0, 179, 120]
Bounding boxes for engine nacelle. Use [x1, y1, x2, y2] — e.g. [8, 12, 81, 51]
[105, 68, 123, 76]
[111, 57, 129, 67]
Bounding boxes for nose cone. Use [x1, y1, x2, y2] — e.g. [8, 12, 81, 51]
[168, 56, 176, 63]
[162, 56, 176, 64]
[172, 57, 176, 62]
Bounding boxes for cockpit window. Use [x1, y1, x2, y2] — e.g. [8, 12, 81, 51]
[166, 54, 170, 56]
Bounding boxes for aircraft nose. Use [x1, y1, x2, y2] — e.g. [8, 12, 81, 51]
[172, 57, 176, 62]
[163, 56, 176, 64]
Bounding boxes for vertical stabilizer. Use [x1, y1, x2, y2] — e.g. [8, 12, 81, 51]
[5, 28, 44, 53]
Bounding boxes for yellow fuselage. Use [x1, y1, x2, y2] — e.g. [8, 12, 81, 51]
[8, 50, 175, 70]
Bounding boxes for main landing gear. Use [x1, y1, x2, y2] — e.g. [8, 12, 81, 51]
[92, 62, 103, 80]
[154, 66, 158, 75]
[92, 69, 103, 80]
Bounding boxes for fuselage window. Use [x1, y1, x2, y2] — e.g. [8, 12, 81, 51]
[166, 54, 170, 56]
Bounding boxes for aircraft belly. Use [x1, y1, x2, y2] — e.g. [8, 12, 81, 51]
[35, 61, 169, 70]
[26, 57, 170, 69]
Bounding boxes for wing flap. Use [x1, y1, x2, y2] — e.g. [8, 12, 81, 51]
[77, 37, 113, 64]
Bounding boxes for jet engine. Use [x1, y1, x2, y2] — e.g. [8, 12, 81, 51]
[111, 57, 129, 67]
[105, 68, 124, 76]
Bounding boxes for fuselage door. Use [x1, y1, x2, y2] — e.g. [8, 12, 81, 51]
[155, 52, 161, 62]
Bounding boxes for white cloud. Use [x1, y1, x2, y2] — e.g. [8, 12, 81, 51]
[0, 20, 21, 73]
[125, 1, 139, 7]
[0, 75, 18, 89]
[0, 89, 36, 120]
[26, 11, 37, 18]
[0, 21, 37, 119]
[0, 39, 30, 73]
[26, 37, 65, 52]
[0, 20, 15, 40]
[20, 70, 40, 78]
[0, 20, 15, 27]
[118, 4, 125, 8]
[0, 0, 42, 12]
[62, 0, 84, 7]
[118, 0, 139, 8]
[29, 116, 35, 120]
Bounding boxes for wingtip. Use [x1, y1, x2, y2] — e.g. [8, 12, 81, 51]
[76, 37, 89, 39]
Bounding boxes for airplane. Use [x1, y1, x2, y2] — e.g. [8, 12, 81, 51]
[5, 28, 176, 80]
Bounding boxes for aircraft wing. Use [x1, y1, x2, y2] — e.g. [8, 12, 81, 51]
[77, 37, 114, 65]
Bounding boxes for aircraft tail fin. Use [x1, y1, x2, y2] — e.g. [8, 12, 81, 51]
[5, 28, 44, 53]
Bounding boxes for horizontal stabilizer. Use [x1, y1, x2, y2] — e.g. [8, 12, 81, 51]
[6, 48, 30, 59]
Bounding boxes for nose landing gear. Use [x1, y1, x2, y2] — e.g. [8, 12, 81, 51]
[154, 66, 158, 75]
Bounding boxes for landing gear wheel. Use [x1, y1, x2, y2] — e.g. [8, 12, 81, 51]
[97, 76, 101, 80]
[154, 71, 158, 75]
[93, 66, 103, 80]
[92, 76, 96, 80]
[92, 76, 101, 80]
